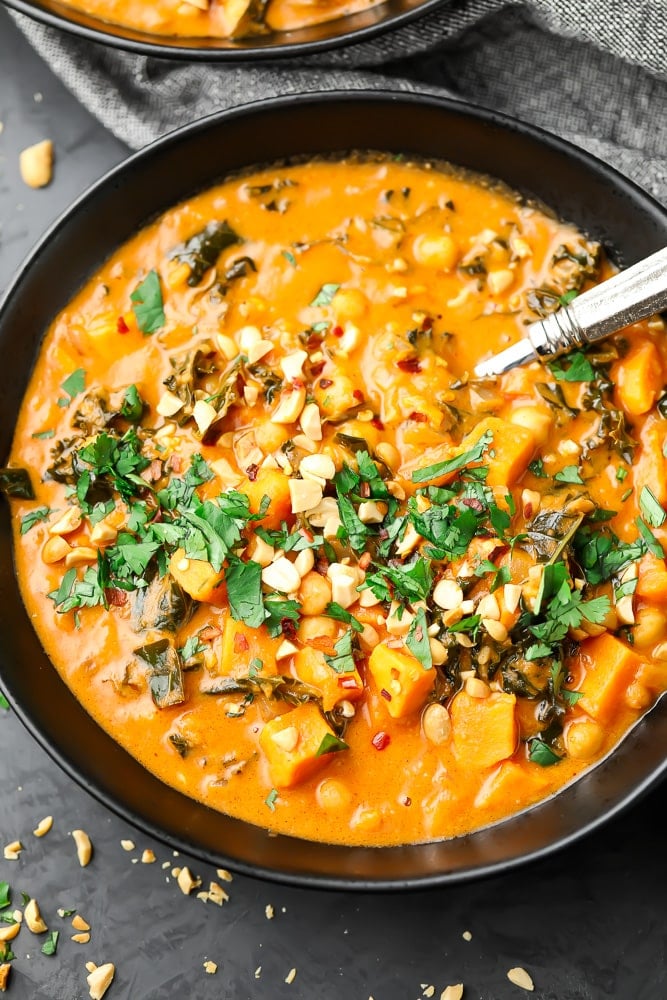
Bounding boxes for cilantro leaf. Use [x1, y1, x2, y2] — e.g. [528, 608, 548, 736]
[0, 882, 10, 909]
[60, 368, 86, 401]
[405, 607, 433, 670]
[225, 558, 264, 628]
[549, 351, 595, 382]
[636, 516, 665, 559]
[310, 283, 340, 307]
[324, 630, 356, 674]
[20, 505, 51, 535]
[41, 930, 59, 956]
[131, 269, 165, 334]
[554, 465, 584, 485]
[0, 693, 8, 712]
[265, 788, 279, 811]
[411, 429, 493, 484]
[639, 486, 666, 528]
[264, 595, 301, 637]
[120, 384, 144, 422]
[336, 495, 368, 553]
[528, 738, 562, 766]
[324, 602, 363, 632]
[363, 556, 432, 604]
[528, 458, 549, 478]
[315, 733, 350, 757]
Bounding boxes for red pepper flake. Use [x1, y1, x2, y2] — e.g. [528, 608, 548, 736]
[281, 618, 298, 640]
[143, 459, 163, 483]
[371, 417, 384, 430]
[332, 325, 344, 338]
[199, 625, 222, 642]
[380, 688, 392, 702]
[402, 796, 412, 807]
[461, 497, 484, 512]
[339, 677, 360, 689]
[116, 316, 129, 334]
[318, 378, 333, 390]
[246, 463, 259, 482]
[358, 551, 372, 570]
[409, 411, 428, 423]
[397, 357, 421, 373]
[372, 731, 391, 751]
[314, 559, 330, 576]
[168, 454, 183, 474]
[105, 587, 127, 607]
[524, 502, 534, 519]
[352, 389, 365, 402]
[359, 482, 371, 498]
[234, 633, 250, 653]
[310, 361, 326, 377]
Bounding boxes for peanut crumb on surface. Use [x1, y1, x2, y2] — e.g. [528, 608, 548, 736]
[72, 829, 92, 867]
[87, 962, 115, 999]
[462, 930, 472, 941]
[423, 987, 435, 998]
[441, 986, 464, 1000]
[19, 140, 53, 189]
[141, 849, 156, 864]
[216, 868, 233, 882]
[3, 840, 23, 861]
[285, 968, 297, 985]
[120, 839, 135, 852]
[254, 966, 262, 979]
[507, 967, 535, 992]
[72, 915, 90, 932]
[72, 932, 91, 944]
[0, 964, 10, 992]
[264, 904, 274, 920]
[33, 816, 53, 837]
[203, 960, 217, 974]
[85, 962, 97, 974]
[177, 866, 201, 895]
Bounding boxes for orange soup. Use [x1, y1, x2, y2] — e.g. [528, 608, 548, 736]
[4, 156, 667, 847]
[59, 0, 382, 40]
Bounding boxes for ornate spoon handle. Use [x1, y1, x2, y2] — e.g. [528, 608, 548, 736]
[474, 245, 667, 378]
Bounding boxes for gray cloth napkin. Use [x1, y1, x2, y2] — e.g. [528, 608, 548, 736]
[12, 0, 667, 202]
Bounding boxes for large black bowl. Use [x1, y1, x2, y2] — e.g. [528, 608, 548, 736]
[3, 0, 444, 59]
[2, 93, 667, 890]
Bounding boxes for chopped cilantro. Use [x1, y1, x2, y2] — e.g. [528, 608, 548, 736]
[315, 733, 350, 757]
[131, 269, 165, 334]
[411, 430, 493, 484]
[405, 607, 433, 670]
[363, 556, 432, 604]
[32, 429, 55, 440]
[282, 250, 297, 267]
[324, 603, 363, 633]
[616, 466, 628, 482]
[528, 458, 549, 478]
[60, 367, 86, 401]
[265, 788, 279, 811]
[41, 930, 59, 956]
[120, 384, 144, 422]
[0, 693, 8, 711]
[0, 882, 10, 910]
[264, 595, 301, 638]
[324, 630, 356, 674]
[225, 558, 264, 629]
[549, 351, 595, 382]
[20, 505, 51, 535]
[310, 283, 340, 307]
[528, 738, 562, 766]
[558, 289, 579, 306]
[636, 516, 665, 558]
[554, 465, 584, 485]
[561, 689, 584, 706]
[639, 486, 666, 528]
[179, 636, 207, 663]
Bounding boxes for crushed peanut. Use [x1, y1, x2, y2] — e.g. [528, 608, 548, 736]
[507, 967, 535, 991]
[72, 829, 92, 867]
[33, 816, 54, 838]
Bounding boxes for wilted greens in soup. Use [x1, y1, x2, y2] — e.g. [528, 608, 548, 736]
[4, 156, 667, 847]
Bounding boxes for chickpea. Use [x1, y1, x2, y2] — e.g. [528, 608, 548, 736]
[254, 421, 292, 453]
[625, 681, 653, 710]
[332, 288, 367, 322]
[564, 719, 605, 761]
[633, 606, 667, 649]
[412, 232, 458, 270]
[316, 778, 352, 810]
[509, 406, 553, 446]
[314, 373, 358, 420]
[297, 571, 332, 616]
[336, 418, 381, 450]
[298, 616, 337, 642]
[375, 442, 400, 472]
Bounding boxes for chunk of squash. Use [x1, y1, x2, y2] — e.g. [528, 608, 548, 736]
[474, 759, 549, 809]
[259, 703, 336, 788]
[168, 547, 223, 603]
[460, 417, 537, 488]
[637, 554, 667, 602]
[633, 415, 667, 505]
[450, 689, 517, 768]
[215, 612, 279, 678]
[292, 646, 363, 713]
[614, 340, 663, 417]
[577, 632, 641, 723]
[242, 467, 293, 530]
[368, 643, 435, 719]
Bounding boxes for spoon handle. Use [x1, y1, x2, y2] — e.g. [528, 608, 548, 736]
[529, 244, 667, 360]
[474, 246, 667, 377]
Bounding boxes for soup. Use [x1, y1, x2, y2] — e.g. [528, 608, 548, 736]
[3, 156, 667, 847]
[57, 0, 382, 40]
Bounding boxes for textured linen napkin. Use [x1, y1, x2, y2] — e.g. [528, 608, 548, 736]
[11, 0, 667, 201]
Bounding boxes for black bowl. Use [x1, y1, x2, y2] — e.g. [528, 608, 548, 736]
[3, 0, 445, 59]
[2, 93, 667, 890]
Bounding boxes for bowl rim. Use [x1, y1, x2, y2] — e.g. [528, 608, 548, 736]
[3, 0, 446, 61]
[2, 90, 667, 890]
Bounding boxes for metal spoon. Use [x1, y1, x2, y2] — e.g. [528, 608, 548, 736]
[474, 245, 667, 378]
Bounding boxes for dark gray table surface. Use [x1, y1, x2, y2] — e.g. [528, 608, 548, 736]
[1, 9, 666, 998]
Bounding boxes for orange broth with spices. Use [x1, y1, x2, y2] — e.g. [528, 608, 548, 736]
[5, 156, 667, 847]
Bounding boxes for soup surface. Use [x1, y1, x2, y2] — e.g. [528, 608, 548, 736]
[4, 157, 667, 848]
[57, 0, 382, 40]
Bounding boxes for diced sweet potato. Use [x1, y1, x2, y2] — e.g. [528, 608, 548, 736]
[215, 613, 278, 678]
[614, 340, 663, 417]
[292, 646, 363, 713]
[461, 417, 536, 488]
[633, 415, 667, 505]
[577, 633, 641, 723]
[474, 760, 549, 809]
[636, 659, 667, 692]
[259, 703, 336, 788]
[368, 643, 435, 719]
[242, 468, 293, 530]
[637, 554, 667, 602]
[450, 690, 517, 768]
[169, 547, 223, 603]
